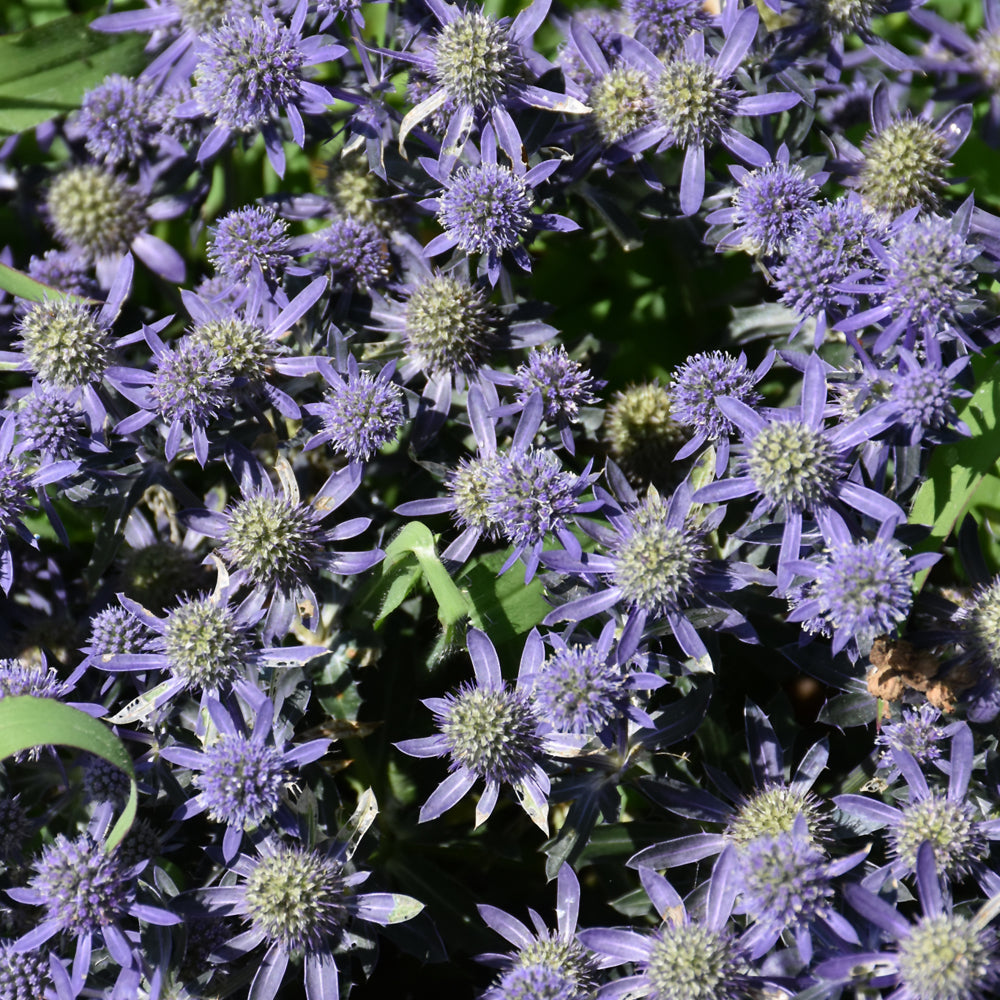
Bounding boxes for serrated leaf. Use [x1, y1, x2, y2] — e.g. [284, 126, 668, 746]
[908, 354, 1000, 591]
[0, 15, 148, 135]
[0, 696, 136, 852]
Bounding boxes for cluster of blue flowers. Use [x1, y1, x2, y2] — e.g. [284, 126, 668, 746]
[1, 0, 1000, 996]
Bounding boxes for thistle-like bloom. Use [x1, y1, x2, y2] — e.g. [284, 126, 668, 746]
[613, 7, 800, 215]
[396, 628, 583, 831]
[13, 382, 106, 463]
[544, 477, 753, 664]
[8, 834, 179, 971]
[669, 349, 771, 476]
[836, 724, 1000, 894]
[302, 216, 392, 289]
[100, 581, 324, 714]
[706, 146, 826, 256]
[207, 205, 293, 286]
[729, 814, 865, 963]
[579, 863, 750, 1000]
[693, 353, 902, 592]
[477, 864, 600, 1000]
[488, 344, 603, 453]
[818, 843, 1000, 1000]
[629, 702, 831, 872]
[303, 355, 406, 462]
[191, 819, 423, 1000]
[772, 194, 889, 344]
[623, 0, 713, 53]
[181, 448, 381, 637]
[0, 939, 49, 999]
[394, 0, 588, 165]
[876, 704, 958, 777]
[26, 248, 98, 298]
[183, 1, 345, 176]
[421, 127, 579, 285]
[161, 697, 329, 862]
[786, 520, 937, 660]
[44, 165, 185, 284]
[838, 202, 981, 360]
[71, 74, 161, 167]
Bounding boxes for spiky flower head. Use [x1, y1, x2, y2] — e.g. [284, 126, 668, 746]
[222, 493, 323, 591]
[486, 449, 582, 550]
[858, 118, 950, 216]
[499, 934, 598, 1000]
[16, 385, 86, 459]
[403, 274, 499, 378]
[76, 74, 159, 166]
[0, 659, 69, 700]
[588, 67, 653, 144]
[746, 416, 842, 509]
[604, 381, 686, 488]
[82, 753, 131, 805]
[46, 165, 146, 262]
[624, 0, 712, 53]
[531, 644, 629, 734]
[308, 367, 406, 461]
[17, 299, 115, 389]
[176, 0, 250, 36]
[876, 705, 948, 768]
[897, 912, 998, 1000]
[972, 29, 1000, 89]
[729, 161, 821, 256]
[612, 490, 706, 617]
[149, 338, 233, 428]
[651, 57, 739, 148]
[955, 577, 1000, 671]
[807, 537, 913, 649]
[805, 0, 886, 35]
[193, 735, 290, 826]
[442, 681, 543, 785]
[883, 215, 978, 336]
[447, 455, 503, 537]
[310, 217, 391, 288]
[735, 825, 833, 935]
[27, 834, 129, 934]
[27, 250, 97, 298]
[670, 352, 761, 442]
[890, 792, 986, 879]
[437, 163, 534, 258]
[190, 316, 277, 384]
[644, 921, 743, 1000]
[887, 357, 964, 434]
[431, 10, 521, 109]
[159, 595, 254, 690]
[243, 844, 350, 951]
[511, 346, 600, 426]
[494, 963, 581, 1000]
[0, 940, 50, 1000]
[775, 198, 887, 318]
[194, 12, 305, 134]
[207, 206, 292, 284]
[727, 786, 827, 846]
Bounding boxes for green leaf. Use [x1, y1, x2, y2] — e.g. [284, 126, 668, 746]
[0, 261, 96, 305]
[458, 549, 550, 648]
[0, 696, 136, 852]
[0, 14, 148, 136]
[908, 354, 1000, 591]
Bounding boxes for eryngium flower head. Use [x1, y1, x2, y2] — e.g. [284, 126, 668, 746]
[308, 217, 391, 288]
[15, 384, 88, 459]
[46, 165, 146, 262]
[588, 66, 653, 144]
[612, 489, 706, 618]
[75, 74, 159, 166]
[0, 940, 49, 1000]
[149, 338, 233, 433]
[651, 57, 739, 149]
[16, 299, 115, 390]
[955, 576, 1000, 671]
[511, 345, 601, 430]
[877, 704, 951, 769]
[803, 536, 914, 654]
[160, 595, 254, 690]
[897, 912, 997, 1000]
[82, 753, 131, 805]
[746, 418, 841, 508]
[728, 160, 821, 256]
[806, 0, 886, 35]
[647, 922, 743, 1000]
[858, 117, 951, 216]
[23, 834, 129, 934]
[192, 734, 289, 826]
[402, 274, 499, 378]
[726, 785, 828, 846]
[670, 351, 763, 444]
[447, 454, 503, 538]
[207, 206, 292, 284]
[26, 249, 97, 298]
[0, 658, 70, 700]
[431, 10, 521, 109]
[190, 316, 277, 382]
[531, 643, 629, 734]
[775, 197, 888, 320]
[437, 162, 533, 258]
[604, 381, 686, 489]
[304, 358, 406, 461]
[883, 215, 978, 336]
[890, 791, 986, 879]
[624, 0, 712, 52]
[86, 606, 152, 656]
